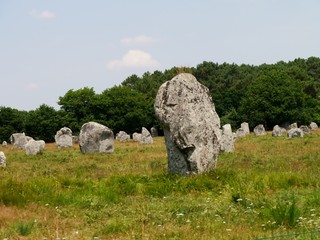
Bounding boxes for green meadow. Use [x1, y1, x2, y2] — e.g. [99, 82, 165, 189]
[1, 131, 320, 239]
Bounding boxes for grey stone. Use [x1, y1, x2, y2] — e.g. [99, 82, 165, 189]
[236, 122, 250, 138]
[299, 125, 310, 134]
[2, 141, 7, 147]
[140, 127, 153, 144]
[288, 123, 298, 130]
[253, 124, 266, 136]
[0, 151, 6, 168]
[55, 127, 73, 148]
[310, 122, 318, 131]
[116, 131, 130, 142]
[79, 121, 114, 153]
[288, 128, 304, 138]
[132, 132, 142, 142]
[154, 73, 220, 175]
[26, 136, 34, 142]
[25, 139, 41, 155]
[272, 125, 286, 137]
[241, 122, 250, 135]
[10, 133, 28, 149]
[220, 124, 235, 153]
[236, 128, 246, 138]
[36, 140, 46, 151]
[150, 127, 158, 137]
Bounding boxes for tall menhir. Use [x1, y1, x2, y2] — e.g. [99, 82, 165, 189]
[154, 73, 221, 175]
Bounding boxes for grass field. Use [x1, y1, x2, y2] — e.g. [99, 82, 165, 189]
[1, 131, 320, 239]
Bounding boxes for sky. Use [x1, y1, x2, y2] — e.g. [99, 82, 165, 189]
[1, 0, 320, 111]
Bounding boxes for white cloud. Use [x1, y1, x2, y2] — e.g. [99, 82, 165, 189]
[107, 49, 160, 70]
[25, 82, 39, 91]
[39, 10, 56, 19]
[30, 9, 56, 19]
[121, 35, 158, 46]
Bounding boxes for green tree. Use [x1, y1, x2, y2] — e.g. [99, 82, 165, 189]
[97, 86, 154, 134]
[0, 107, 27, 142]
[238, 69, 318, 129]
[57, 87, 97, 131]
[24, 104, 61, 142]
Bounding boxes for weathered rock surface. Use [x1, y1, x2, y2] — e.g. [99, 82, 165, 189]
[299, 125, 310, 134]
[254, 124, 266, 136]
[288, 128, 304, 138]
[236, 128, 246, 138]
[220, 124, 235, 152]
[241, 122, 250, 135]
[310, 122, 318, 130]
[26, 136, 33, 142]
[140, 127, 153, 144]
[288, 123, 298, 130]
[236, 122, 250, 138]
[116, 131, 130, 142]
[0, 151, 6, 167]
[154, 73, 220, 175]
[150, 127, 158, 137]
[132, 132, 142, 142]
[25, 139, 41, 155]
[10, 133, 28, 149]
[55, 127, 73, 148]
[2, 141, 7, 147]
[79, 121, 114, 153]
[272, 125, 286, 137]
[37, 140, 45, 151]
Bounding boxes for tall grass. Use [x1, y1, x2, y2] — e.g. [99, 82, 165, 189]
[0, 131, 320, 239]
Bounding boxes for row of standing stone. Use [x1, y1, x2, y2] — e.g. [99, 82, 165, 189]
[238, 122, 318, 138]
[219, 121, 319, 155]
[115, 127, 156, 143]
[1, 122, 156, 156]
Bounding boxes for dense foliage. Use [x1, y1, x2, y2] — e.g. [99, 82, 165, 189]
[0, 57, 320, 142]
[123, 57, 320, 129]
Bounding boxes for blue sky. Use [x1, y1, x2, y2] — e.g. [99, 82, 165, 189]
[1, 0, 320, 110]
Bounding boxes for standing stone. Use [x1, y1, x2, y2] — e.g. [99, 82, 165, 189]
[310, 122, 318, 131]
[79, 121, 114, 153]
[2, 141, 7, 147]
[288, 123, 298, 130]
[116, 131, 130, 142]
[132, 132, 142, 142]
[55, 127, 73, 148]
[10, 133, 28, 149]
[36, 140, 46, 151]
[253, 124, 266, 136]
[241, 122, 250, 135]
[140, 127, 153, 144]
[154, 73, 220, 175]
[299, 125, 310, 135]
[236, 128, 246, 138]
[150, 127, 158, 137]
[26, 136, 34, 142]
[0, 151, 6, 168]
[236, 122, 250, 138]
[272, 125, 286, 137]
[25, 139, 40, 155]
[288, 128, 304, 138]
[220, 124, 235, 153]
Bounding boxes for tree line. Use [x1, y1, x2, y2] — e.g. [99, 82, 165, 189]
[1, 57, 320, 142]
